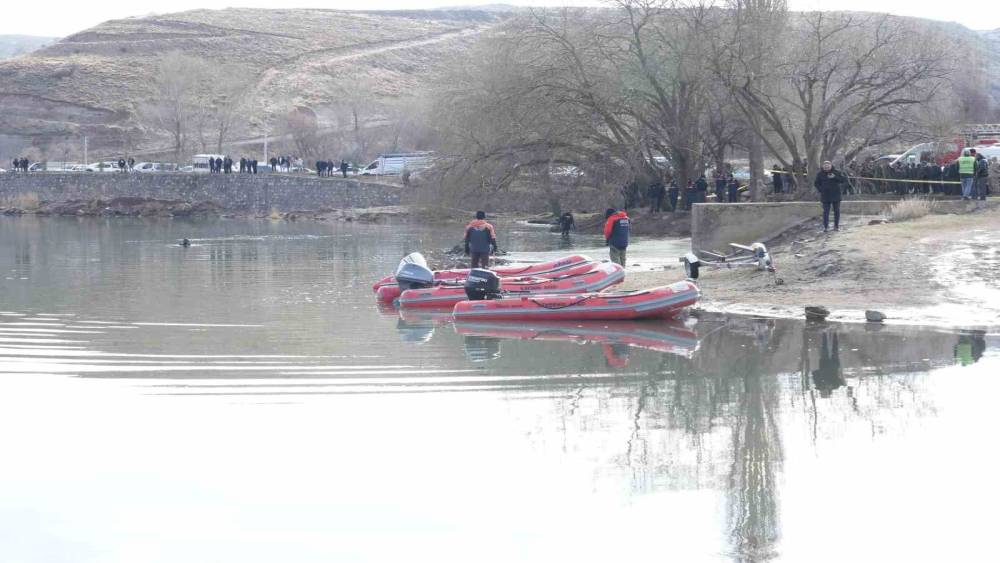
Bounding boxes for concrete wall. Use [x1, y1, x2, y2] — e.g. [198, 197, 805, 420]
[692, 200, 998, 253]
[0, 172, 403, 212]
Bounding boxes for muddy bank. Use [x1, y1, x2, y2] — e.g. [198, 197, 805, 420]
[0, 198, 430, 224]
[619, 207, 1000, 329]
[1, 197, 231, 218]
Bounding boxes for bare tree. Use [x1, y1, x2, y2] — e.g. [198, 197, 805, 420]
[721, 11, 951, 186]
[142, 52, 212, 163]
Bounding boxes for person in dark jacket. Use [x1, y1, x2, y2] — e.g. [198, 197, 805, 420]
[465, 211, 498, 269]
[648, 180, 666, 213]
[727, 177, 740, 203]
[340, 159, 349, 178]
[603, 208, 630, 266]
[714, 172, 727, 203]
[814, 160, 847, 232]
[772, 164, 784, 193]
[974, 151, 989, 201]
[694, 175, 708, 204]
[667, 181, 680, 212]
[215, 157, 223, 174]
[558, 211, 575, 236]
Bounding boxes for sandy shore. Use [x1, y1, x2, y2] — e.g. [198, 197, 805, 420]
[620, 206, 1000, 330]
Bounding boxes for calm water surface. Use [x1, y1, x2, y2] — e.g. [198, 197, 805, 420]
[0, 217, 996, 563]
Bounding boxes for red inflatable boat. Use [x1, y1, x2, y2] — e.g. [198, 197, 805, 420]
[377, 259, 603, 304]
[372, 254, 592, 293]
[398, 262, 625, 309]
[452, 281, 700, 321]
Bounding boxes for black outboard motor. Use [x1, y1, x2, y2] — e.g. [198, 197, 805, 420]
[395, 252, 434, 290]
[464, 269, 502, 300]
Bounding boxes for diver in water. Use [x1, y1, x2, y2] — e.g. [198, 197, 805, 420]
[179, 238, 191, 247]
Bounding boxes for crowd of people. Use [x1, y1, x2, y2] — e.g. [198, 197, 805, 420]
[316, 159, 351, 178]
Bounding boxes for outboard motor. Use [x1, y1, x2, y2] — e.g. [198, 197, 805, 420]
[464, 269, 502, 300]
[395, 252, 434, 290]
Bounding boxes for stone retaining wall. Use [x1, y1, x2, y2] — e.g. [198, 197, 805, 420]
[692, 199, 999, 253]
[0, 172, 403, 212]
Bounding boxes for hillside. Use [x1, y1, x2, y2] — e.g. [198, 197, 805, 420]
[0, 9, 503, 158]
[0, 9, 996, 161]
[0, 35, 57, 60]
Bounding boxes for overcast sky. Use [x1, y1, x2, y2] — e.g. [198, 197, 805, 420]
[3, 0, 998, 38]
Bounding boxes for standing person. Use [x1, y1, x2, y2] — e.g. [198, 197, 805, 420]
[118, 158, 126, 173]
[975, 150, 989, 201]
[239, 157, 246, 174]
[684, 180, 695, 211]
[340, 159, 349, 178]
[956, 148, 976, 200]
[667, 180, 680, 212]
[714, 172, 726, 203]
[215, 157, 223, 174]
[694, 174, 708, 204]
[558, 211, 575, 236]
[814, 160, 847, 232]
[11, 158, 17, 172]
[251, 159, 258, 174]
[772, 164, 784, 194]
[603, 208, 630, 267]
[464, 211, 498, 269]
[727, 177, 741, 203]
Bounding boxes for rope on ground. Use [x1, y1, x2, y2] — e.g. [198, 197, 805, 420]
[766, 169, 962, 185]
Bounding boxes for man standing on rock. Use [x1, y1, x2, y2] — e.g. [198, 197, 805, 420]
[604, 208, 630, 267]
[464, 211, 498, 269]
[814, 160, 847, 232]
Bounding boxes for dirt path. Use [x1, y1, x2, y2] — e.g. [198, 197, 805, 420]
[621, 207, 1000, 329]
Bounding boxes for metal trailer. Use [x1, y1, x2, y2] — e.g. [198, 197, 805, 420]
[680, 242, 776, 280]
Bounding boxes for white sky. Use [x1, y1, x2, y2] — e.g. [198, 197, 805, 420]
[3, 0, 998, 38]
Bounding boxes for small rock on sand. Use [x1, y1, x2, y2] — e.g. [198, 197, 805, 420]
[865, 310, 887, 322]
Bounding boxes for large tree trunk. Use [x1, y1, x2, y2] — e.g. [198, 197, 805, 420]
[748, 134, 764, 201]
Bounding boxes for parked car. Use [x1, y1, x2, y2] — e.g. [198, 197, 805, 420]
[85, 161, 123, 172]
[134, 162, 178, 173]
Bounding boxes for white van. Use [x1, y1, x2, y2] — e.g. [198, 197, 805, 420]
[191, 154, 225, 174]
[361, 152, 433, 176]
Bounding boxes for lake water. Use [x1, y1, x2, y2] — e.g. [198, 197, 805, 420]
[0, 216, 996, 563]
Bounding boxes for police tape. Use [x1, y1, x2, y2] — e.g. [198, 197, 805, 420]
[766, 169, 962, 185]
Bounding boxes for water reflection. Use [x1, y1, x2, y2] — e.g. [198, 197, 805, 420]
[0, 217, 996, 562]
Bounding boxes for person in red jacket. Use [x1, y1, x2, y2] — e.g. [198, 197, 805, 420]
[464, 211, 498, 269]
[603, 208, 630, 266]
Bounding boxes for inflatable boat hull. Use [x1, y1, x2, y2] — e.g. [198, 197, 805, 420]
[399, 262, 625, 309]
[452, 282, 699, 321]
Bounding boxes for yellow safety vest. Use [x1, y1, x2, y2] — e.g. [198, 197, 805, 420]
[958, 156, 976, 175]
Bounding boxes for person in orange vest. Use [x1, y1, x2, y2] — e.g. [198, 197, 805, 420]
[464, 211, 498, 269]
[603, 208, 630, 266]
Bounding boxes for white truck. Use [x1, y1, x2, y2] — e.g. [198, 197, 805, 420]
[361, 152, 433, 176]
